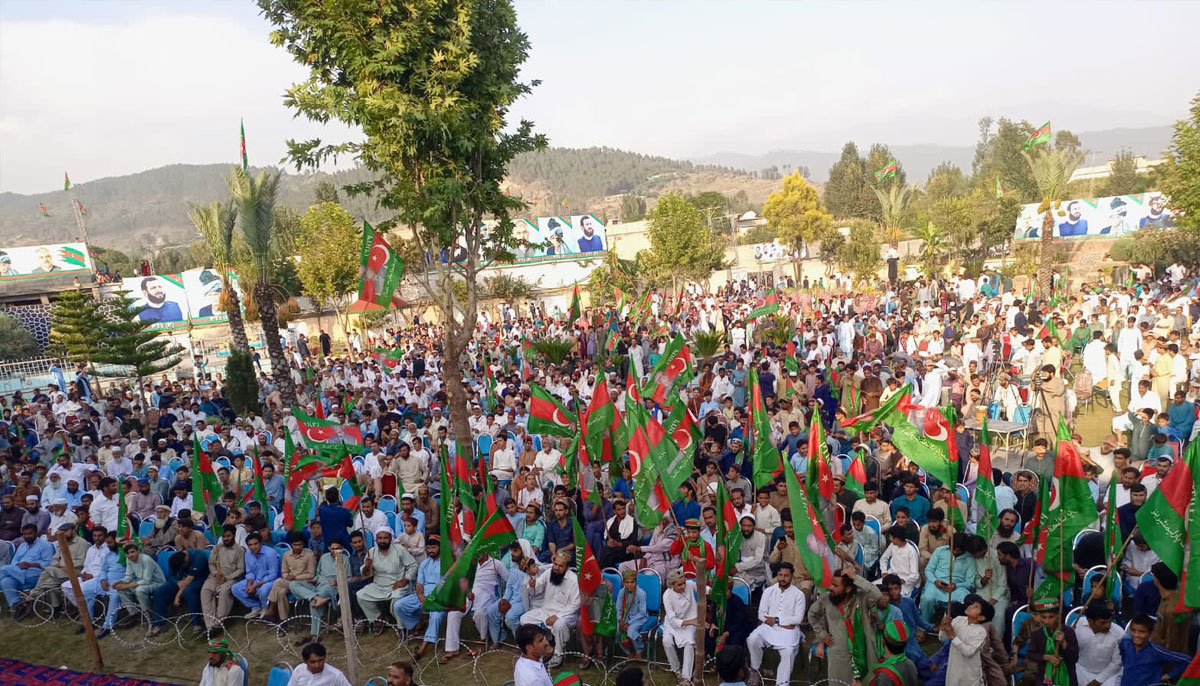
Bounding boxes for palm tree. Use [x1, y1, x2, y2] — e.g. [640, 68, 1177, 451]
[1023, 148, 1084, 299]
[228, 167, 296, 407]
[873, 184, 915, 247]
[913, 221, 946, 278]
[188, 199, 250, 352]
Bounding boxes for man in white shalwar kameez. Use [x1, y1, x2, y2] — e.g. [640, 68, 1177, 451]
[355, 527, 418, 628]
[747, 562, 807, 686]
[1074, 603, 1124, 686]
[519, 550, 580, 668]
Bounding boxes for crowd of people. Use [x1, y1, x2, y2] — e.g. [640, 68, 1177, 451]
[2, 262, 1200, 686]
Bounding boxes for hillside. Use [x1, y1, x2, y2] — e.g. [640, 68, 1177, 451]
[694, 124, 1175, 182]
[0, 148, 773, 254]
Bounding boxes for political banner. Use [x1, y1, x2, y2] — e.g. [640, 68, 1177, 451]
[0, 242, 91, 280]
[751, 239, 798, 263]
[1013, 191, 1174, 240]
[507, 214, 608, 260]
[118, 268, 243, 330]
[185, 268, 242, 325]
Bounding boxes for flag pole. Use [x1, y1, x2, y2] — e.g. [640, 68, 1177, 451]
[1087, 524, 1140, 606]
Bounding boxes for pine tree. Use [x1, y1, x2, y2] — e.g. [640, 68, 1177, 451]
[48, 289, 108, 384]
[93, 290, 183, 407]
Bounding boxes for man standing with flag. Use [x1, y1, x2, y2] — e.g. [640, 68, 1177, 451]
[808, 566, 883, 686]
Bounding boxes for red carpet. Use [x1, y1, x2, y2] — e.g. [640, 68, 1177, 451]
[0, 659, 186, 686]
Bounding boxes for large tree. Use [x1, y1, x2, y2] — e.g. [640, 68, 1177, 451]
[1161, 91, 1200, 232]
[189, 198, 250, 352]
[0, 314, 38, 361]
[260, 0, 545, 449]
[824, 142, 876, 219]
[1024, 147, 1085, 297]
[642, 191, 726, 291]
[973, 117, 1044, 202]
[48, 289, 108, 383]
[874, 183, 916, 248]
[761, 170, 833, 281]
[228, 167, 296, 407]
[296, 202, 360, 338]
[94, 291, 184, 408]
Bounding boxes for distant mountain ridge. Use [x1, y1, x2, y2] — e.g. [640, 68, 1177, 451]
[692, 125, 1175, 182]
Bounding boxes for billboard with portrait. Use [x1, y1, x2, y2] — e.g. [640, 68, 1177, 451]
[507, 214, 608, 260]
[1013, 191, 1174, 240]
[751, 239, 798, 262]
[116, 268, 242, 330]
[0, 242, 91, 281]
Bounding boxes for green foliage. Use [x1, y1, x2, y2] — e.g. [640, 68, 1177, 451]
[1112, 228, 1200, 271]
[691, 329, 726, 360]
[913, 222, 947, 277]
[296, 202, 361, 325]
[1025, 145, 1085, 294]
[0, 314, 38, 360]
[91, 247, 137, 278]
[152, 245, 205, 274]
[685, 191, 730, 214]
[1101, 149, 1150, 196]
[818, 231, 845, 274]
[924, 162, 970, 201]
[736, 224, 777, 245]
[835, 220, 883, 284]
[48, 289, 108, 367]
[760, 314, 795, 346]
[874, 184, 916, 246]
[313, 180, 340, 204]
[865, 143, 907, 190]
[1160, 91, 1200, 232]
[972, 117, 1045, 203]
[484, 273, 534, 302]
[643, 192, 727, 286]
[761, 171, 833, 256]
[531, 337, 576, 366]
[356, 308, 391, 331]
[824, 142, 877, 219]
[586, 256, 637, 304]
[619, 194, 646, 222]
[224, 350, 258, 414]
[92, 290, 183, 381]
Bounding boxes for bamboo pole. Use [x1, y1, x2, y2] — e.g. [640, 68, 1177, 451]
[58, 531, 103, 672]
[333, 549, 359, 685]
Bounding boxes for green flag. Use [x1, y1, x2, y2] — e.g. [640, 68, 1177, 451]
[748, 367, 782, 488]
[974, 417, 999, 544]
[349, 221, 405, 311]
[1023, 121, 1051, 150]
[1135, 438, 1198, 578]
[424, 498, 516, 611]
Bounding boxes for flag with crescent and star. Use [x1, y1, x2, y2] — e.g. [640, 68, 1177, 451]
[349, 221, 405, 311]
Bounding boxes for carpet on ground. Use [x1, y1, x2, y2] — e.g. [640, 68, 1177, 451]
[0, 659, 186, 686]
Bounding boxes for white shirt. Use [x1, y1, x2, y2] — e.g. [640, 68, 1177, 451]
[91, 492, 120, 531]
[170, 493, 194, 518]
[532, 567, 581, 618]
[286, 663, 352, 686]
[514, 656, 554, 686]
[662, 586, 698, 641]
[81, 543, 108, 577]
[354, 509, 389, 535]
[200, 663, 245, 686]
[1074, 622, 1124, 683]
[755, 582, 807, 645]
[879, 542, 920, 595]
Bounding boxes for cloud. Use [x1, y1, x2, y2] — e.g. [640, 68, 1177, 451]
[0, 13, 354, 193]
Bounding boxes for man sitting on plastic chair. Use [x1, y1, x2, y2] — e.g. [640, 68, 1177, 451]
[65, 530, 126, 637]
[918, 533, 975, 623]
[289, 538, 352, 648]
[393, 535, 446, 659]
[442, 549, 507, 662]
[491, 540, 536, 642]
[615, 569, 648, 658]
[747, 562, 806, 685]
[519, 549, 581, 669]
[0, 523, 54, 618]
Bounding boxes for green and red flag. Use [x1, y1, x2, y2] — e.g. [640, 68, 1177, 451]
[784, 342, 801, 375]
[75, 200, 88, 217]
[293, 407, 363, 458]
[748, 367, 783, 488]
[710, 478, 743, 631]
[1135, 437, 1198, 582]
[239, 119, 249, 172]
[874, 160, 898, 182]
[1034, 417, 1098, 600]
[582, 377, 621, 464]
[626, 402, 672, 527]
[484, 363, 500, 414]
[747, 288, 780, 320]
[247, 445, 269, 513]
[975, 417, 999, 544]
[841, 383, 916, 433]
[553, 673, 582, 686]
[639, 334, 694, 406]
[1023, 121, 1051, 150]
[664, 402, 703, 457]
[64, 172, 71, 191]
[528, 384, 577, 437]
[438, 444, 455, 575]
[375, 346, 404, 369]
[348, 221, 405, 312]
[783, 452, 834, 590]
[806, 413, 835, 501]
[39, 203, 50, 217]
[920, 407, 959, 488]
[568, 282, 582, 323]
[633, 290, 652, 320]
[190, 437, 224, 538]
[116, 475, 129, 547]
[573, 515, 602, 594]
[423, 496, 516, 612]
[1177, 652, 1200, 686]
[845, 449, 868, 497]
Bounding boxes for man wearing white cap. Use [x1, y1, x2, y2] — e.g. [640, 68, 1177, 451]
[106, 446, 133, 480]
[356, 526, 418, 633]
[398, 493, 426, 534]
[519, 549, 581, 668]
[46, 498, 76, 536]
[31, 523, 88, 608]
[22, 495, 50, 537]
[41, 472, 67, 508]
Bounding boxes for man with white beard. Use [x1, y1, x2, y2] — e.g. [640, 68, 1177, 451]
[519, 550, 580, 668]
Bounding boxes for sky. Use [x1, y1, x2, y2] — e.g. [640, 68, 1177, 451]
[1, 0, 1198, 194]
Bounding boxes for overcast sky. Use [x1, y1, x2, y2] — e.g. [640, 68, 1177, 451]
[1, 0, 1197, 194]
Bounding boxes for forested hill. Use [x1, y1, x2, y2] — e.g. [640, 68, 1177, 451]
[0, 147, 777, 254]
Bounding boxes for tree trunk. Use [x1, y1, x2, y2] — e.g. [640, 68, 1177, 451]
[223, 276, 250, 353]
[1037, 209, 1053, 303]
[255, 279, 297, 407]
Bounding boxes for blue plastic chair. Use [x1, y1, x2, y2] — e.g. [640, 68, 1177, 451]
[955, 484, 969, 504]
[768, 526, 786, 551]
[378, 495, 397, 514]
[1011, 604, 1031, 653]
[156, 549, 175, 578]
[234, 654, 249, 686]
[1082, 564, 1120, 605]
[477, 434, 493, 460]
[533, 436, 542, 452]
[637, 571, 661, 635]
[422, 436, 432, 452]
[731, 584, 750, 605]
[864, 516, 881, 536]
[267, 662, 292, 686]
[138, 519, 155, 538]
[385, 512, 397, 532]
[274, 543, 291, 556]
[602, 571, 622, 604]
